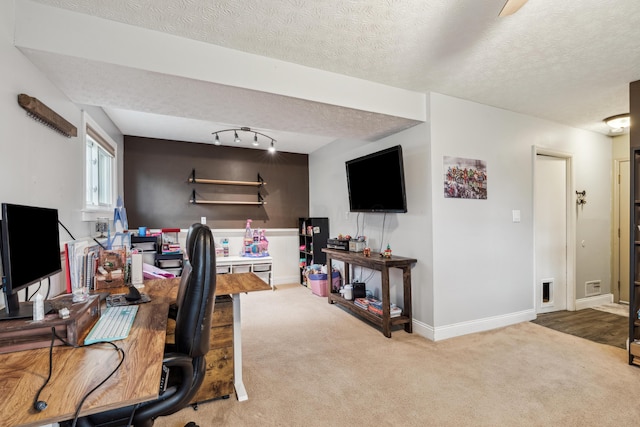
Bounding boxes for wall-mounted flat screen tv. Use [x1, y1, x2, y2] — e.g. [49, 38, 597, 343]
[345, 145, 407, 213]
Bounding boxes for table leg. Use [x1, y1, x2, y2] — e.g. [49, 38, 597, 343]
[232, 293, 248, 401]
[381, 268, 391, 338]
[403, 267, 413, 333]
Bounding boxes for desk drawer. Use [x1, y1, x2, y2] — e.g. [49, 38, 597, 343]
[211, 295, 232, 328]
[191, 294, 234, 404]
[191, 346, 234, 403]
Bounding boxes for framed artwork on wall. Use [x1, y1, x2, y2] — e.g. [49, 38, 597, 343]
[443, 156, 487, 199]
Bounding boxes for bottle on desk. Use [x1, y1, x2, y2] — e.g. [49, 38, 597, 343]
[222, 238, 229, 257]
[243, 219, 253, 254]
[33, 293, 44, 321]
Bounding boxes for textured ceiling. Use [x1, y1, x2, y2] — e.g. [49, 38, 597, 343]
[19, 0, 640, 152]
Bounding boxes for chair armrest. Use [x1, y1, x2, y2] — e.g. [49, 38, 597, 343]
[132, 353, 195, 423]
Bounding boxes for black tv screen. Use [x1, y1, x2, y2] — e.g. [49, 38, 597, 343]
[345, 145, 408, 213]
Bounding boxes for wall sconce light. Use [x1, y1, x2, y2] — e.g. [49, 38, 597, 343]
[576, 190, 587, 206]
[603, 113, 630, 133]
[212, 126, 276, 153]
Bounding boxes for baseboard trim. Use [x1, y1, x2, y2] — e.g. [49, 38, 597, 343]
[274, 275, 300, 286]
[412, 309, 536, 342]
[575, 293, 613, 310]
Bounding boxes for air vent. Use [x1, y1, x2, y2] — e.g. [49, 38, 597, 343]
[585, 280, 601, 297]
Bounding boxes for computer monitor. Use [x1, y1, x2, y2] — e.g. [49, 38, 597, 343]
[0, 203, 62, 320]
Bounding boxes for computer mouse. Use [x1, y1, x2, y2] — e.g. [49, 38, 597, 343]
[125, 285, 142, 302]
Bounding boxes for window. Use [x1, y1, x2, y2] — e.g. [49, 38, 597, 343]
[83, 112, 117, 220]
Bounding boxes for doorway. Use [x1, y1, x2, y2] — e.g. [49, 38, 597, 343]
[614, 159, 630, 303]
[534, 149, 574, 314]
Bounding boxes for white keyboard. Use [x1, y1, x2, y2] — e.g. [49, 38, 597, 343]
[84, 305, 139, 345]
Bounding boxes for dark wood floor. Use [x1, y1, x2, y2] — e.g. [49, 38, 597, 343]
[531, 309, 628, 348]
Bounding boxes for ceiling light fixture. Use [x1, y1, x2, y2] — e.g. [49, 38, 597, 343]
[211, 127, 277, 152]
[603, 113, 631, 133]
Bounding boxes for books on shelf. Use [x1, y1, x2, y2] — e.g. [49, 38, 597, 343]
[352, 296, 402, 317]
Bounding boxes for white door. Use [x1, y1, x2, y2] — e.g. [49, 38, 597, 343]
[535, 154, 568, 313]
[619, 160, 630, 303]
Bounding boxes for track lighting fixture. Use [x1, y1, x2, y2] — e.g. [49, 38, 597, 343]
[211, 127, 277, 152]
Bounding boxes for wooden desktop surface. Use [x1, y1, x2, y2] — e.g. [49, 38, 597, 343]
[0, 272, 269, 427]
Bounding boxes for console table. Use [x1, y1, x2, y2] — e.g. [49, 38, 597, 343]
[322, 248, 417, 338]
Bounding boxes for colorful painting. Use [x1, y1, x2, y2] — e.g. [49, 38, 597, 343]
[444, 156, 487, 199]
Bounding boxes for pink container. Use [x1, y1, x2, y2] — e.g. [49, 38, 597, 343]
[309, 271, 341, 297]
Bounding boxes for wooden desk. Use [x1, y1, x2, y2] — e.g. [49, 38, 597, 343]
[0, 272, 269, 427]
[0, 283, 173, 427]
[149, 272, 270, 402]
[210, 272, 271, 401]
[323, 248, 417, 338]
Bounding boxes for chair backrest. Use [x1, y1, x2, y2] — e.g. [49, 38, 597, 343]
[174, 224, 216, 357]
[175, 223, 207, 311]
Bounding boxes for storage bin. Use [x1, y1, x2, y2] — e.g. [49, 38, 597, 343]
[308, 271, 341, 297]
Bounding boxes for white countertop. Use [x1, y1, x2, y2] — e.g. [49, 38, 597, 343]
[217, 255, 273, 264]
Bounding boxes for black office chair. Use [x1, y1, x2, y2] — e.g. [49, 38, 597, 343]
[70, 225, 217, 427]
[168, 222, 206, 320]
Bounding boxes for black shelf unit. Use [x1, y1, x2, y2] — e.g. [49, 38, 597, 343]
[630, 148, 640, 365]
[298, 217, 329, 285]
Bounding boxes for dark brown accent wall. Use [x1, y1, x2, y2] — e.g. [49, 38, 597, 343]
[124, 136, 309, 230]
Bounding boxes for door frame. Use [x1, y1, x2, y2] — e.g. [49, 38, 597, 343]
[532, 146, 576, 312]
[613, 158, 630, 303]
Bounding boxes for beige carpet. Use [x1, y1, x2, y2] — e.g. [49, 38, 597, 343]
[156, 284, 640, 427]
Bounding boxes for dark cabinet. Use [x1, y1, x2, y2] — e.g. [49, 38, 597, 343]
[630, 148, 640, 365]
[298, 218, 329, 285]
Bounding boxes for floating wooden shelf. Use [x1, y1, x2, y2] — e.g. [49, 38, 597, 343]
[189, 167, 267, 206]
[188, 169, 266, 187]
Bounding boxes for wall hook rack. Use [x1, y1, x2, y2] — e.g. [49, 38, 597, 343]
[576, 190, 587, 205]
[17, 94, 77, 138]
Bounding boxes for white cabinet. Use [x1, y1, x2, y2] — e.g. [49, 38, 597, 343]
[216, 256, 273, 289]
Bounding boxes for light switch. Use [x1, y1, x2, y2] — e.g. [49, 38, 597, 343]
[512, 210, 521, 223]
[201, 216, 207, 224]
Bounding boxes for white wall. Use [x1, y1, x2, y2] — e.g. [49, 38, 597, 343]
[309, 124, 434, 326]
[0, 1, 124, 307]
[310, 92, 612, 341]
[430, 93, 611, 337]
